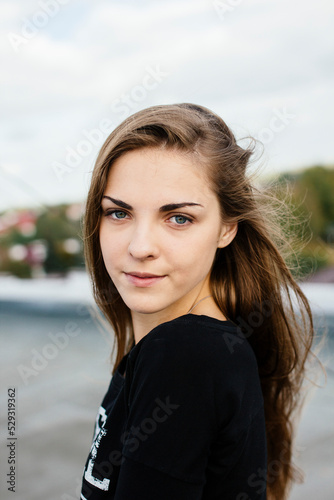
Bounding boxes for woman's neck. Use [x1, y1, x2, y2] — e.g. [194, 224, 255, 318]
[131, 294, 227, 345]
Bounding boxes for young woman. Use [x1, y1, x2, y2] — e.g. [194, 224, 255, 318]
[80, 103, 314, 500]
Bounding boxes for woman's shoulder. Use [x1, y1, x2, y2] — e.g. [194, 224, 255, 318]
[127, 314, 264, 429]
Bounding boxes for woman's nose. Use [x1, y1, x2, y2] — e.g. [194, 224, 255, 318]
[128, 224, 160, 260]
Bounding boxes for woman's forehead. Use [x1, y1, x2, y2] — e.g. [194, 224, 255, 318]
[104, 147, 215, 204]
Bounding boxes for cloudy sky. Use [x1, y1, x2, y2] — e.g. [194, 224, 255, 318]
[0, 0, 333, 211]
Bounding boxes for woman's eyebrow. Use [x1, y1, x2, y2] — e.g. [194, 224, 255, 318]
[159, 202, 203, 212]
[102, 196, 203, 212]
[102, 196, 132, 210]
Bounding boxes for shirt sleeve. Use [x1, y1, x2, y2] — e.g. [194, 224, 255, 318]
[114, 321, 264, 500]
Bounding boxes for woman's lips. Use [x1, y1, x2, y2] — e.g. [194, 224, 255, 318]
[125, 272, 166, 288]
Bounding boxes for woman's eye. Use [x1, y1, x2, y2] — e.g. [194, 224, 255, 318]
[170, 215, 191, 225]
[106, 210, 128, 219]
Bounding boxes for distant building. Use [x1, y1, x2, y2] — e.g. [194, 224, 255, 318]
[0, 210, 38, 236]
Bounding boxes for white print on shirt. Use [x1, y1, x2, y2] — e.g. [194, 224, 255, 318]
[93, 405, 107, 442]
[84, 406, 110, 491]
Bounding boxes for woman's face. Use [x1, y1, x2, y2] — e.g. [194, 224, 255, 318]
[99, 147, 236, 320]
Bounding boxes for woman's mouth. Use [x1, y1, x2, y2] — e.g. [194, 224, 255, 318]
[124, 272, 166, 288]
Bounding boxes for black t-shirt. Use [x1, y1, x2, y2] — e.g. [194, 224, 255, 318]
[81, 314, 267, 500]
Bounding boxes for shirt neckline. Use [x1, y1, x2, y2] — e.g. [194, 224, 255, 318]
[138, 313, 238, 348]
[180, 313, 237, 329]
[114, 314, 239, 381]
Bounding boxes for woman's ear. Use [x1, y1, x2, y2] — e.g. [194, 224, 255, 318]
[217, 223, 238, 249]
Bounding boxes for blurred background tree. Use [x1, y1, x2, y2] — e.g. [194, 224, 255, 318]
[0, 203, 84, 278]
[274, 165, 334, 278]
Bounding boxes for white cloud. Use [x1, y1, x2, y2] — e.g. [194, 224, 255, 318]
[0, 0, 333, 210]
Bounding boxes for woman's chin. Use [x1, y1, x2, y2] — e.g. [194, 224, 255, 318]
[124, 298, 175, 317]
[122, 299, 160, 315]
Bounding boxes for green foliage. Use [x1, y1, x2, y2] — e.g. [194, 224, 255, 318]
[275, 165, 334, 278]
[2, 260, 32, 279]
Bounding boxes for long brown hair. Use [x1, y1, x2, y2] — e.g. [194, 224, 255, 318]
[84, 103, 316, 499]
